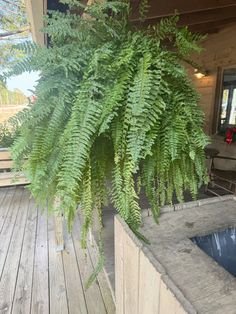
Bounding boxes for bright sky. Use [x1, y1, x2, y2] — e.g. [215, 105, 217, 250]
[7, 71, 40, 96]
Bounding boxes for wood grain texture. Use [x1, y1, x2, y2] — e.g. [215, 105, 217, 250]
[31, 211, 49, 314]
[115, 217, 124, 314]
[48, 216, 68, 314]
[87, 237, 116, 314]
[0, 187, 114, 314]
[0, 188, 14, 232]
[0, 188, 23, 275]
[54, 213, 64, 251]
[72, 217, 107, 314]
[12, 198, 38, 314]
[159, 280, 187, 314]
[62, 233, 88, 314]
[0, 151, 11, 160]
[138, 250, 161, 314]
[0, 188, 29, 313]
[0, 160, 14, 169]
[123, 227, 140, 314]
[0, 172, 29, 187]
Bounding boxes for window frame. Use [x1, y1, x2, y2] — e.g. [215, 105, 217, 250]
[213, 65, 236, 134]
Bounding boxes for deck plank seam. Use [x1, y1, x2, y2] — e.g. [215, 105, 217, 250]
[85, 239, 109, 314]
[29, 205, 39, 314]
[0, 188, 24, 281]
[60, 249, 70, 314]
[47, 211, 51, 314]
[71, 233, 89, 314]
[0, 188, 16, 236]
[11, 192, 31, 313]
[0, 187, 8, 207]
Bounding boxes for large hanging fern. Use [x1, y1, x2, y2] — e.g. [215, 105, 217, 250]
[7, 1, 209, 247]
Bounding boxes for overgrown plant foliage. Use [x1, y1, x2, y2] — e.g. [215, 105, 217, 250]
[8, 1, 209, 247]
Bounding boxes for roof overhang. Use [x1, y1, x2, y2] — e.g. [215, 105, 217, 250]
[26, 0, 236, 45]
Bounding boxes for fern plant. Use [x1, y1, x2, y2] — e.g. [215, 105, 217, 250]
[7, 1, 209, 250]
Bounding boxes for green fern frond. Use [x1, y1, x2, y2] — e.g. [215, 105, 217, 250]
[8, 0, 209, 283]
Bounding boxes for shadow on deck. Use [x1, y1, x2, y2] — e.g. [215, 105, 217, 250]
[0, 186, 115, 314]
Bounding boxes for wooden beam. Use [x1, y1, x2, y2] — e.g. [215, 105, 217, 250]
[132, 5, 236, 34]
[131, 0, 236, 19]
[189, 18, 236, 34]
[179, 6, 236, 27]
[132, 5, 236, 24]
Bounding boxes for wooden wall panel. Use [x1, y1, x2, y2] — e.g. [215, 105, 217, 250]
[138, 250, 161, 314]
[115, 216, 191, 314]
[115, 218, 124, 314]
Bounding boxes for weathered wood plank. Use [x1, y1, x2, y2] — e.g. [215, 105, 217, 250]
[72, 217, 107, 314]
[0, 188, 29, 313]
[0, 151, 11, 160]
[12, 198, 38, 314]
[138, 250, 161, 314]
[62, 232, 88, 314]
[31, 211, 49, 314]
[0, 188, 13, 232]
[54, 213, 64, 252]
[0, 188, 23, 276]
[115, 217, 124, 314]
[0, 187, 8, 205]
[123, 223, 140, 314]
[48, 216, 68, 314]
[0, 160, 14, 169]
[159, 280, 185, 314]
[87, 238, 116, 314]
[0, 172, 29, 187]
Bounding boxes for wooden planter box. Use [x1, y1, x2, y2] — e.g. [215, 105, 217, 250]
[115, 195, 236, 314]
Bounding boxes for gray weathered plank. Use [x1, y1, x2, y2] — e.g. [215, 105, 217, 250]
[0, 187, 8, 207]
[31, 211, 49, 314]
[0, 188, 14, 232]
[48, 216, 68, 314]
[87, 238, 116, 314]
[0, 187, 23, 276]
[0, 188, 29, 313]
[72, 217, 107, 314]
[12, 198, 38, 314]
[62, 232, 88, 314]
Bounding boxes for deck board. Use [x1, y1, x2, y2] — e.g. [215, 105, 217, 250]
[12, 198, 38, 314]
[62, 234, 88, 314]
[0, 189, 29, 313]
[31, 210, 49, 314]
[48, 216, 69, 314]
[72, 217, 107, 314]
[0, 188, 23, 277]
[0, 186, 115, 314]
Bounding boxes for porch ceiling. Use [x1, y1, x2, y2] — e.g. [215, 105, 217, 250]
[130, 0, 236, 33]
[27, 0, 236, 45]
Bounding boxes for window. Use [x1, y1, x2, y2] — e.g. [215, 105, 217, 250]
[218, 68, 236, 130]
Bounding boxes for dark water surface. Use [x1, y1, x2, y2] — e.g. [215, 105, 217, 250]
[192, 228, 236, 277]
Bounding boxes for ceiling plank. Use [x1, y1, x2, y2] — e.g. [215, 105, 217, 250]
[132, 6, 236, 26]
[189, 18, 236, 33]
[131, 0, 236, 19]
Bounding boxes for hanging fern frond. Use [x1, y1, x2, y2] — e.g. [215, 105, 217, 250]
[7, 0, 209, 270]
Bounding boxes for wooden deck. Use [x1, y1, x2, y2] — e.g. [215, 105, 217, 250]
[0, 186, 115, 314]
